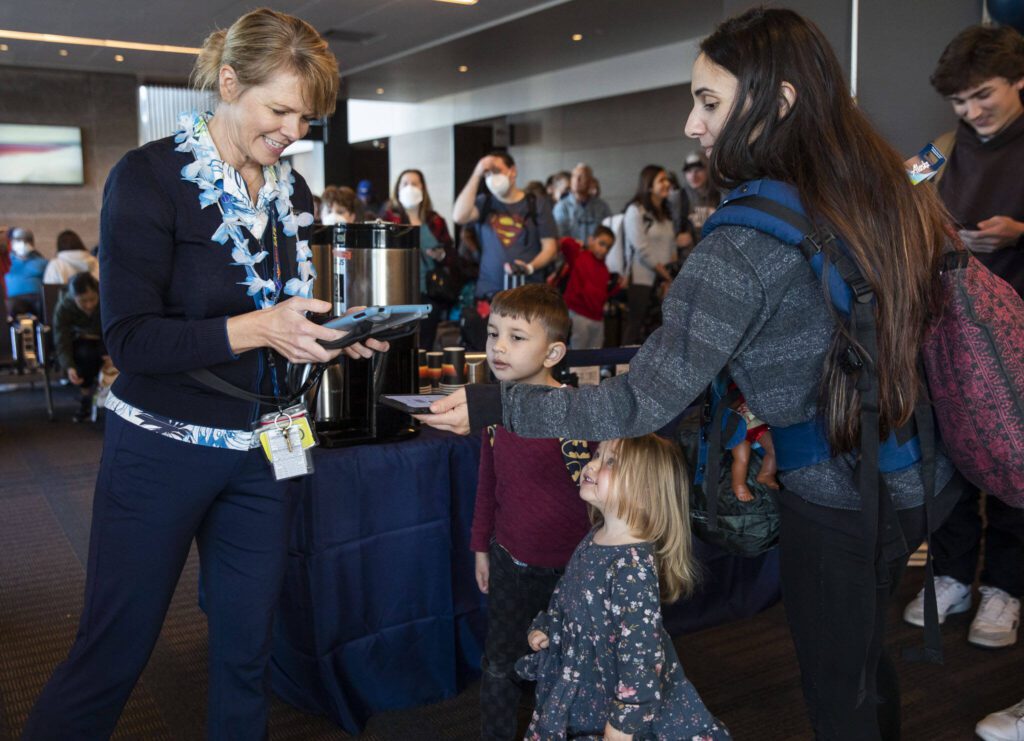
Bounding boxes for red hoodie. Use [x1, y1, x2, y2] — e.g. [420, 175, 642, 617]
[560, 237, 610, 322]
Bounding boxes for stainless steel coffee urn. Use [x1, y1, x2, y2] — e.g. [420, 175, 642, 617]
[306, 221, 420, 446]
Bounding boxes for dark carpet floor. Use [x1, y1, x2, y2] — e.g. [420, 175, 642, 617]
[0, 382, 1020, 740]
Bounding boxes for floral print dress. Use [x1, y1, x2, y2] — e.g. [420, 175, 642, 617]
[516, 530, 730, 740]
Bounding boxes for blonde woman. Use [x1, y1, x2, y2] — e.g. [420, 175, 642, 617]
[23, 9, 387, 739]
[518, 435, 729, 740]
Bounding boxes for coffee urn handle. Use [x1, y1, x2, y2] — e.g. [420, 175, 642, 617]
[332, 248, 348, 315]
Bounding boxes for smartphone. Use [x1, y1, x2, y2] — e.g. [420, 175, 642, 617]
[317, 304, 432, 350]
[380, 394, 446, 414]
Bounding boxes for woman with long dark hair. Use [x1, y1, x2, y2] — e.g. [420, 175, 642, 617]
[422, 8, 962, 738]
[622, 164, 676, 343]
[382, 168, 455, 349]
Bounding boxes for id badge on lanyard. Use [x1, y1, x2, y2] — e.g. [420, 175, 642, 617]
[253, 403, 317, 480]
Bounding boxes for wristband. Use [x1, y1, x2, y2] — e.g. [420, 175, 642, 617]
[526, 263, 535, 275]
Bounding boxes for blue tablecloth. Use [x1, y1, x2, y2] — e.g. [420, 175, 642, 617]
[270, 428, 780, 734]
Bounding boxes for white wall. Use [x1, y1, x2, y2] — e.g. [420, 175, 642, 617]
[348, 38, 701, 143]
[507, 84, 695, 214]
[388, 126, 455, 226]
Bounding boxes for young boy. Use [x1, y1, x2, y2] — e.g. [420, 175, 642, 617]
[469, 283, 592, 741]
[559, 225, 618, 349]
[53, 271, 106, 422]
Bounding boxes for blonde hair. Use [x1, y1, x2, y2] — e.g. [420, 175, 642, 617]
[593, 435, 699, 602]
[192, 8, 338, 118]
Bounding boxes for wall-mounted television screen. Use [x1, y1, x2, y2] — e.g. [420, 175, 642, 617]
[0, 123, 84, 185]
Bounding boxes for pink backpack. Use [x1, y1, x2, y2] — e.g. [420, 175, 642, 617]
[921, 250, 1024, 508]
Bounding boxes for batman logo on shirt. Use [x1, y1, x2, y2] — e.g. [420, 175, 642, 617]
[489, 213, 524, 248]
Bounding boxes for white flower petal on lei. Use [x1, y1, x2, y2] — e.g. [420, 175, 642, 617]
[212, 221, 233, 244]
[280, 212, 298, 237]
[244, 276, 277, 296]
[284, 277, 313, 297]
[295, 211, 314, 228]
[298, 261, 316, 280]
[199, 188, 223, 208]
[295, 240, 312, 261]
[231, 246, 268, 266]
[181, 159, 205, 180]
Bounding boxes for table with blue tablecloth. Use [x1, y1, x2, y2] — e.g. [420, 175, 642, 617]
[270, 427, 781, 734]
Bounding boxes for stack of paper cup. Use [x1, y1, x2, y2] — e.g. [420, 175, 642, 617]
[426, 351, 443, 392]
[439, 346, 466, 395]
[418, 349, 431, 394]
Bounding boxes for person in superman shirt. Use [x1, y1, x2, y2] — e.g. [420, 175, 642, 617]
[453, 150, 558, 299]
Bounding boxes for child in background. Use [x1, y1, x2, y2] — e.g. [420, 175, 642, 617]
[559, 225, 620, 350]
[470, 284, 593, 741]
[53, 271, 106, 423]
[518, 435, 730, 740]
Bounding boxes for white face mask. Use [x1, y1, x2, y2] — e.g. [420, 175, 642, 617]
[485, 172, 511, 198]
[321, 211, 341, 226]
[11, 240, 31, 257]
[398, 184, 424, 211]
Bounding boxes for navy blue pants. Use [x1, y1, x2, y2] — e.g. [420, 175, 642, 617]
[22, 413, 293, 740]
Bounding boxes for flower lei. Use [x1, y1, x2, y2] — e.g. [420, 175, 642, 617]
[174, 111, 315, 308]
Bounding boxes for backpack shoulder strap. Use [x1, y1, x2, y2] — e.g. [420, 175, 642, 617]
[477, 193, 493, 225]
[526, 192, 538, 226]
[932, 130, 956, 187]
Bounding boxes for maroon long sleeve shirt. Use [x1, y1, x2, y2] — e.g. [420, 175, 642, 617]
[470, 426, 592, 568]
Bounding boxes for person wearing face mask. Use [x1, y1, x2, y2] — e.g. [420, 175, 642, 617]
[4, 227, 49, 317]
[381, 168, 455, 349]
[320, 184, 362, 225]
[452, 151, 558, 302]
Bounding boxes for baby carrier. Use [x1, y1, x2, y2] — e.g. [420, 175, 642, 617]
[698, 178, 1024, 688]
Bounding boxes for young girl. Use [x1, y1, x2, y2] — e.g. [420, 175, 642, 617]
[516, 435, 730, 740]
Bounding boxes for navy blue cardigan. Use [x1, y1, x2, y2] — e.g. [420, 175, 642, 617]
[99, 135, 314, 430]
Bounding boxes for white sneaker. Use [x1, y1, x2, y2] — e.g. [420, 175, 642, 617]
[976, 698, 1024, 741]
[903, 575, 972, 627]
[968, 586, 1020, 648]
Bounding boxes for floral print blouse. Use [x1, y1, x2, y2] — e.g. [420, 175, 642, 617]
[516, 530, 730, 740]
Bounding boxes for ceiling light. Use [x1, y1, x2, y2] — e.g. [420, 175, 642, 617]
[59, 48, 68, 56]
[376, 88, 384, 95]
[433, 0, 479, 5]
[0, 44, 8, 52]
[458, 65, 468, 73]
[571, 33, 583, 42]
[0, 29, 200, 55]
[114, 54, 124, 62]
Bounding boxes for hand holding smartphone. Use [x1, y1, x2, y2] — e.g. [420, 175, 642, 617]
[380, 394, 446, 414]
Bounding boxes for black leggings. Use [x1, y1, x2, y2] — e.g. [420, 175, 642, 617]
[777, 492, 925, 740]
[480, 542, 563, 741]
[931, 483, 1024, 597]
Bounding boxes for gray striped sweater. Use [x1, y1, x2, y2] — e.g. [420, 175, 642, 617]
[502, 224, 952, 510]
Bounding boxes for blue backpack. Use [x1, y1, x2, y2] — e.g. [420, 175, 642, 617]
[700, 180, 946, 680]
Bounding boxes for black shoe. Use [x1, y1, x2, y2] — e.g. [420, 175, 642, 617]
[72, 396, 93, 423]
